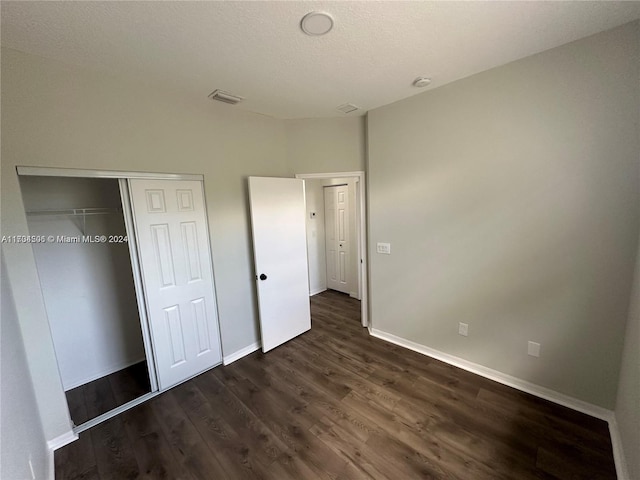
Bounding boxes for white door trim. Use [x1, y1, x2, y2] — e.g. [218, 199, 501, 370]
[295, 171, 368, 328]
[16, 166, 203, 181]
[295, 171, 364, 179]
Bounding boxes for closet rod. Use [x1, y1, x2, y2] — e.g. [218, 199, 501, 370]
[26, 207, 121, 217]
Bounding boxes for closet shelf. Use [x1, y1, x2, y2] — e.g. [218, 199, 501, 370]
[26, 207, 121, 217]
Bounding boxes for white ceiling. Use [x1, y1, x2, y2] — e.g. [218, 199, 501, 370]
[2, 1, 639, 119]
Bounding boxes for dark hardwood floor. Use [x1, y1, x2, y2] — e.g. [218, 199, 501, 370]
[65, 361, 151, 426]
[56, 290, 617, 479]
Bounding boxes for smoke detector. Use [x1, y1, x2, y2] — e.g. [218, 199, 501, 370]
[208, 89, 245, 105]
[301, 12, 334, 36]
[412, 77, 432, 88]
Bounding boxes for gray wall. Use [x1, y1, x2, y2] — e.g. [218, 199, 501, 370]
[367, 23, 640, 408]
[1, 47, 288, 442]
[304, 179, 328, 295]
[616, 241, 640, 479]
[1, 253, 50, 480]
[285, 117, 366, 174]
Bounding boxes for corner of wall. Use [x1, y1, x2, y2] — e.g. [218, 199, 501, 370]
[1, 168, 74, 444]
[283, 117, 367, 175]
[613, 239, 640, 480]
[608, 414, 631, 480]
[1, 251, 52, 480]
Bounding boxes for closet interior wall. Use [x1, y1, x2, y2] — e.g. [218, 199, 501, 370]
[20, 176, 146, 392]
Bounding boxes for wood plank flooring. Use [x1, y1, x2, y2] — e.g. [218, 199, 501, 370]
[65, 361, 151, 426]
[56, 291, 617, 479]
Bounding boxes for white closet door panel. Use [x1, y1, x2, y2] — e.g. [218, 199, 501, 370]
[164, 305, 187, 366]
[151, 224, 177, 287]
[339, 251, 347, 283]
[191, 297, 212, 355]
[181, 221, 202, 282]
[129, 179, 221, 390]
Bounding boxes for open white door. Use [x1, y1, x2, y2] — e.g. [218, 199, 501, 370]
[129, 179, 222, 390]
[248, 177, 311, 352]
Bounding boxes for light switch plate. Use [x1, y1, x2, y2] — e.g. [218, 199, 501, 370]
[458, 322, 468, 336]
[376, 242, 391, 254]
[528, 341, 541, 357]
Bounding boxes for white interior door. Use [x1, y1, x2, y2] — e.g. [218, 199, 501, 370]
[129, 179, 222, 390]
[325, 184, 351, 294]
[248, 177, 311, 353]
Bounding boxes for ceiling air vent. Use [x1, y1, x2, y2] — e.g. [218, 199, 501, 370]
[337, 103, 359, 114]
[208, 89, 245, 105]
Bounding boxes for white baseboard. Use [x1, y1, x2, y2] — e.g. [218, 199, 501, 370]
[349, 291, 360, 300]
[48, 447, 55, 480]
[369, 327, 632, 477]
[369, 328, 613, 421]
[47, 429, 78, 451]
[310, 288, 327, 296]
[223, 341, 261, 366]
[608, 414, 630, 480]
[63, 356, 146, 391]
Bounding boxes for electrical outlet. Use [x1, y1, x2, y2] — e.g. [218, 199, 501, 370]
[458, 322, 468, 337]
[528, 341, 541, 357]
[376, 242, 391, 254]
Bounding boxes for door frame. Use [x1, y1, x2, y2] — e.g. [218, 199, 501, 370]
[16, 166, 202, 181]
[16, 166, 223, 433]
[295, 171, 368, 328]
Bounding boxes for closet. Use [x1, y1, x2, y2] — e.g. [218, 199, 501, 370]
[19, 170, 223, 430]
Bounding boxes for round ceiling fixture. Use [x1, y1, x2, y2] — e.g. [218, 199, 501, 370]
[413, 77, 432, 88]
[300, 12, 334, 36]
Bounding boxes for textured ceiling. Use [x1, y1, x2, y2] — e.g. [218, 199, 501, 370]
[2, 1, 639, 119]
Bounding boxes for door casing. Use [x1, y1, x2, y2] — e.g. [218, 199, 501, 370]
[296, 171, 368, 328]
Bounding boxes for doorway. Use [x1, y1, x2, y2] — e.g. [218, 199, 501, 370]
[296, 171, 368, 328]
[17, 167, 223, 432]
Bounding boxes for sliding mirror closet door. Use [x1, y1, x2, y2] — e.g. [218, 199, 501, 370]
[20, 176, 153, 427]
[128, 179, 222, 390]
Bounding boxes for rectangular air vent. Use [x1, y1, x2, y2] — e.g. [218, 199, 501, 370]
[208, 89, 245, 105]
[337, 103, 359, 114]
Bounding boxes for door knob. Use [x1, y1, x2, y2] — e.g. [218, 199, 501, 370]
[259, 273, 267, 281]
